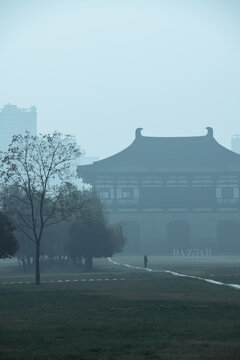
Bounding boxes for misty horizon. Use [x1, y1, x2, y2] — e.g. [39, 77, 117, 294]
[1, 0, 240, 159]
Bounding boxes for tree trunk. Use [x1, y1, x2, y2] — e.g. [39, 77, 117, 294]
[85, 256, 93, 272]
[35, 241, 40, 285]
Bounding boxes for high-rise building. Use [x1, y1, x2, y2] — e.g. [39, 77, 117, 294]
[231, 135, 240, 154]
[0, 103, 37, 151]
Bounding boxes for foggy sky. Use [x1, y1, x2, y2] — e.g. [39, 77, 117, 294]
[0, 0, 240, 159]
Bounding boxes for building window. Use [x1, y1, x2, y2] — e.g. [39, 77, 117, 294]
[122, 190, 131, 199]
[233, 188, 239, 199]
[221, 187, 233, 199]
[216, 187, 239, 205]
[167, 176, 188, 187]
[192, 176, 214, 187]
[99, 191, 109, 199]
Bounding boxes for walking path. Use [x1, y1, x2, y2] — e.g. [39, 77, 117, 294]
[108, 257, 240, 290]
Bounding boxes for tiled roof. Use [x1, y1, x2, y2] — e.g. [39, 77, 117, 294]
[78, 128, 240, 175]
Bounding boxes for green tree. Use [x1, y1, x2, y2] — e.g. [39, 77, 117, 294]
[41, 221, 69, 264]
[1, 131, 82, 284]
[0, 211, 18, 259]
[68, 190, 126, 271]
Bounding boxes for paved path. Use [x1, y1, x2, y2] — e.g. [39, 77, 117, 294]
[108, 257, 240, 290]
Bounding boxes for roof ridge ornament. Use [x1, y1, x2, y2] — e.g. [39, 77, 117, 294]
[135, 128, 143, 139]
[206, 127, 213, 138]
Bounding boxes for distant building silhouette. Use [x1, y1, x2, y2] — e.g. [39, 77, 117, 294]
[231, 135, 240, 154]
[0, 104, 37, 151]
[78, 128, 240, 254]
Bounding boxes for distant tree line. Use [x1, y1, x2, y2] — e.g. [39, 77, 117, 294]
[13, 188, 125, 273]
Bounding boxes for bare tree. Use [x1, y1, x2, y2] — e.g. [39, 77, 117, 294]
[1, 131, 82, 284]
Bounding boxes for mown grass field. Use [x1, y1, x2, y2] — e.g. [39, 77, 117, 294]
[0, 256, 240, 360]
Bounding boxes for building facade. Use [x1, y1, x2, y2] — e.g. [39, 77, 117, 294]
[77, 128, 240, 254]
[0, 104, 37, 151]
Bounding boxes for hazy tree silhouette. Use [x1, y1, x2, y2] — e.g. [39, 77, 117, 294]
[68, 191, 126, 271]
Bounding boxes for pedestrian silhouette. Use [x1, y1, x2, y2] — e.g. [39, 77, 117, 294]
[144, 255, 148, 268]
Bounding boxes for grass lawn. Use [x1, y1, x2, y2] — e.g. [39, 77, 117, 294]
[0, 256, 240, 360]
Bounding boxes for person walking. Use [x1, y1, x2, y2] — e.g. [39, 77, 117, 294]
[144, 255, 148, 268]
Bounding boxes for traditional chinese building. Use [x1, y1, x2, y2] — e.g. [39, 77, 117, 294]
[77, 128, 240, 254]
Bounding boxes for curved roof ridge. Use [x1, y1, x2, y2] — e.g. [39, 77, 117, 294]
[78, 128, 240, 173]
[137, 134, 208, 141]
[134, 126, 214, 140]
[92, 139, 135, 165]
